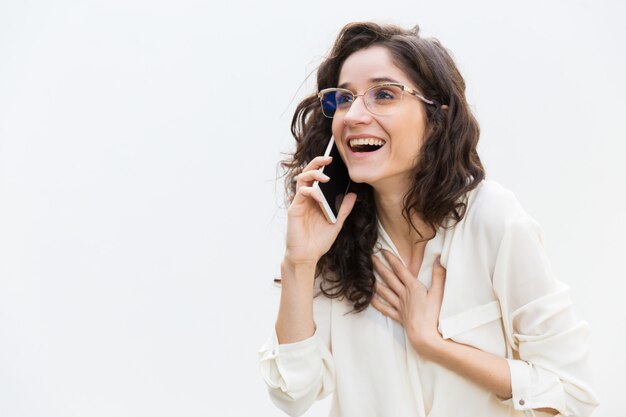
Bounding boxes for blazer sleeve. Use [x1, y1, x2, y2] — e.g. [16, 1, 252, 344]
[492, 213, 600, 417]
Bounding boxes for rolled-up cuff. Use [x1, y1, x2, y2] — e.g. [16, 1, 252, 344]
[499, 359, 569, 416]
[258, 328, 324, 400]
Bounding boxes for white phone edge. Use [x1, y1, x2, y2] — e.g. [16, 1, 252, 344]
[313, 136, 339, 224]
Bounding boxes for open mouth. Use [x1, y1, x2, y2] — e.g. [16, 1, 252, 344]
[348, 137, 386, 153]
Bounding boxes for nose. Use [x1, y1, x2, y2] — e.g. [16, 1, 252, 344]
[342, 95, 373, 126]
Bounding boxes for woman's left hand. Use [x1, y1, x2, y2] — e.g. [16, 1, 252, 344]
[371, 250, 446, 358]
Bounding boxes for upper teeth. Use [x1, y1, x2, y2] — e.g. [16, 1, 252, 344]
[349, 138, 385, 147]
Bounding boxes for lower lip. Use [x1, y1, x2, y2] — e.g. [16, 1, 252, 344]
[347, 144, 386, 159]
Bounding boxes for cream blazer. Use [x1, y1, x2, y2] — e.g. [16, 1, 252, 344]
[259, 181, 599, 417]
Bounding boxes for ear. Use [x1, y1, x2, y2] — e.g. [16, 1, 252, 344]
[440, 104, 449, 111]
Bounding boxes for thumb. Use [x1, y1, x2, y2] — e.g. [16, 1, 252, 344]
[335, 192, 357, 227]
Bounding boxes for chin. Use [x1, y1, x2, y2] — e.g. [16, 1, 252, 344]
[347, 170, 379, 185]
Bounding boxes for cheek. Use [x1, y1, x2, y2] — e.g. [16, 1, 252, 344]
[331, 118, 343, 139]
[332, 119, 345, 143]
[397, 111, 427, 149]
[331, 119, 348, 158]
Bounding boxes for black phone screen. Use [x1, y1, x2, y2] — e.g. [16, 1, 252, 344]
[319, 141, 351, 218]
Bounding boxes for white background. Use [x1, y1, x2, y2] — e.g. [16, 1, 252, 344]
[0, 0, 624, 416]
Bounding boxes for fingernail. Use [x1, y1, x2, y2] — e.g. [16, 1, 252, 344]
[322, 174, 330, 180]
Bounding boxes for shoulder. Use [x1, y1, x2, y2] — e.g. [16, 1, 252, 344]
[466, 180, 521, 222]
[462, 180, 538, 245]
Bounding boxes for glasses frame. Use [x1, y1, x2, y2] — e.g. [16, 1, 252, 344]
[317, 82, 435, 119]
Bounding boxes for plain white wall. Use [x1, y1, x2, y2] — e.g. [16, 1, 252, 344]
[0, 0, 624, 416]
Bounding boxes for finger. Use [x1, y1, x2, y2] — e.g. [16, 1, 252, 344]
[302, 155, 333, 173]
[296, 170, 330, 184]
[374, 281, 400, 309]
[381, 249, 416, 288]
[371, 295, 401, 322]
[293, 185, 324, 206]
[428, 256, 446, 302]
[295, 156, 333, 190]
[371, 254, 405, 296]
[334, 192, 357, 226]
[295, 170, 330, 192]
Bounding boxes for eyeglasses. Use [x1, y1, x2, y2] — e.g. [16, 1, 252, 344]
[318, 83, 434, 119]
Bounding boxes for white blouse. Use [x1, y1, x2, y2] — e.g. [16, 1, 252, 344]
[258, 180, 599, 417]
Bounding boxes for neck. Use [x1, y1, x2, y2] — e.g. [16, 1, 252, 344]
[374, 177, 432, 276]
[373, 178, 432, 275]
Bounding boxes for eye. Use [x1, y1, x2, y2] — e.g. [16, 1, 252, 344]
[335, 91, 354, 106]
[372, 87, 396, 101]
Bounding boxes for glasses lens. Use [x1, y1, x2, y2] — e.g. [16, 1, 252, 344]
[366, 85, 403, 115]
[320, 89, 353, 118]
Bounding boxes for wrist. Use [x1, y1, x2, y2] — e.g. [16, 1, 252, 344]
[281, 258, 318, 282]
[409, 331, 447, 361]
[282, 255, 318, 271]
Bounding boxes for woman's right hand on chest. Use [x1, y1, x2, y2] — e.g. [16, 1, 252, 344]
[284, 156, 357, 266]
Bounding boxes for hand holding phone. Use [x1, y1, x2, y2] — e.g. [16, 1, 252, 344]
[283, 136, 356, 266]
[312, 136, 352, 224]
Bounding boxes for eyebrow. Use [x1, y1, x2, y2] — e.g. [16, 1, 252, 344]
[338, 77, 400, 89]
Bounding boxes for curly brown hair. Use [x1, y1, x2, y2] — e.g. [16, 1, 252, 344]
[281, 22, 485, 312]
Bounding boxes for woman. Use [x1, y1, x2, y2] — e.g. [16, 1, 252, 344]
[259, 22, 599, 417]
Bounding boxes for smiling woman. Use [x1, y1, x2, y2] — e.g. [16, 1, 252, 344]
[330, 46, 434, 188]
[258, 22, 599, 417]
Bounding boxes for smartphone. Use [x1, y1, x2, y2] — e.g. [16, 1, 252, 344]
[313, 136, 351, 224]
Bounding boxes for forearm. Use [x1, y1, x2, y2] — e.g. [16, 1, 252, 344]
[275, 260, 317, 344]
[423, 338, 511, 398]
[421, 338, 557, 415]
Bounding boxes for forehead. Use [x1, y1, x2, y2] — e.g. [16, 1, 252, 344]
[338, 45, 412, 88]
